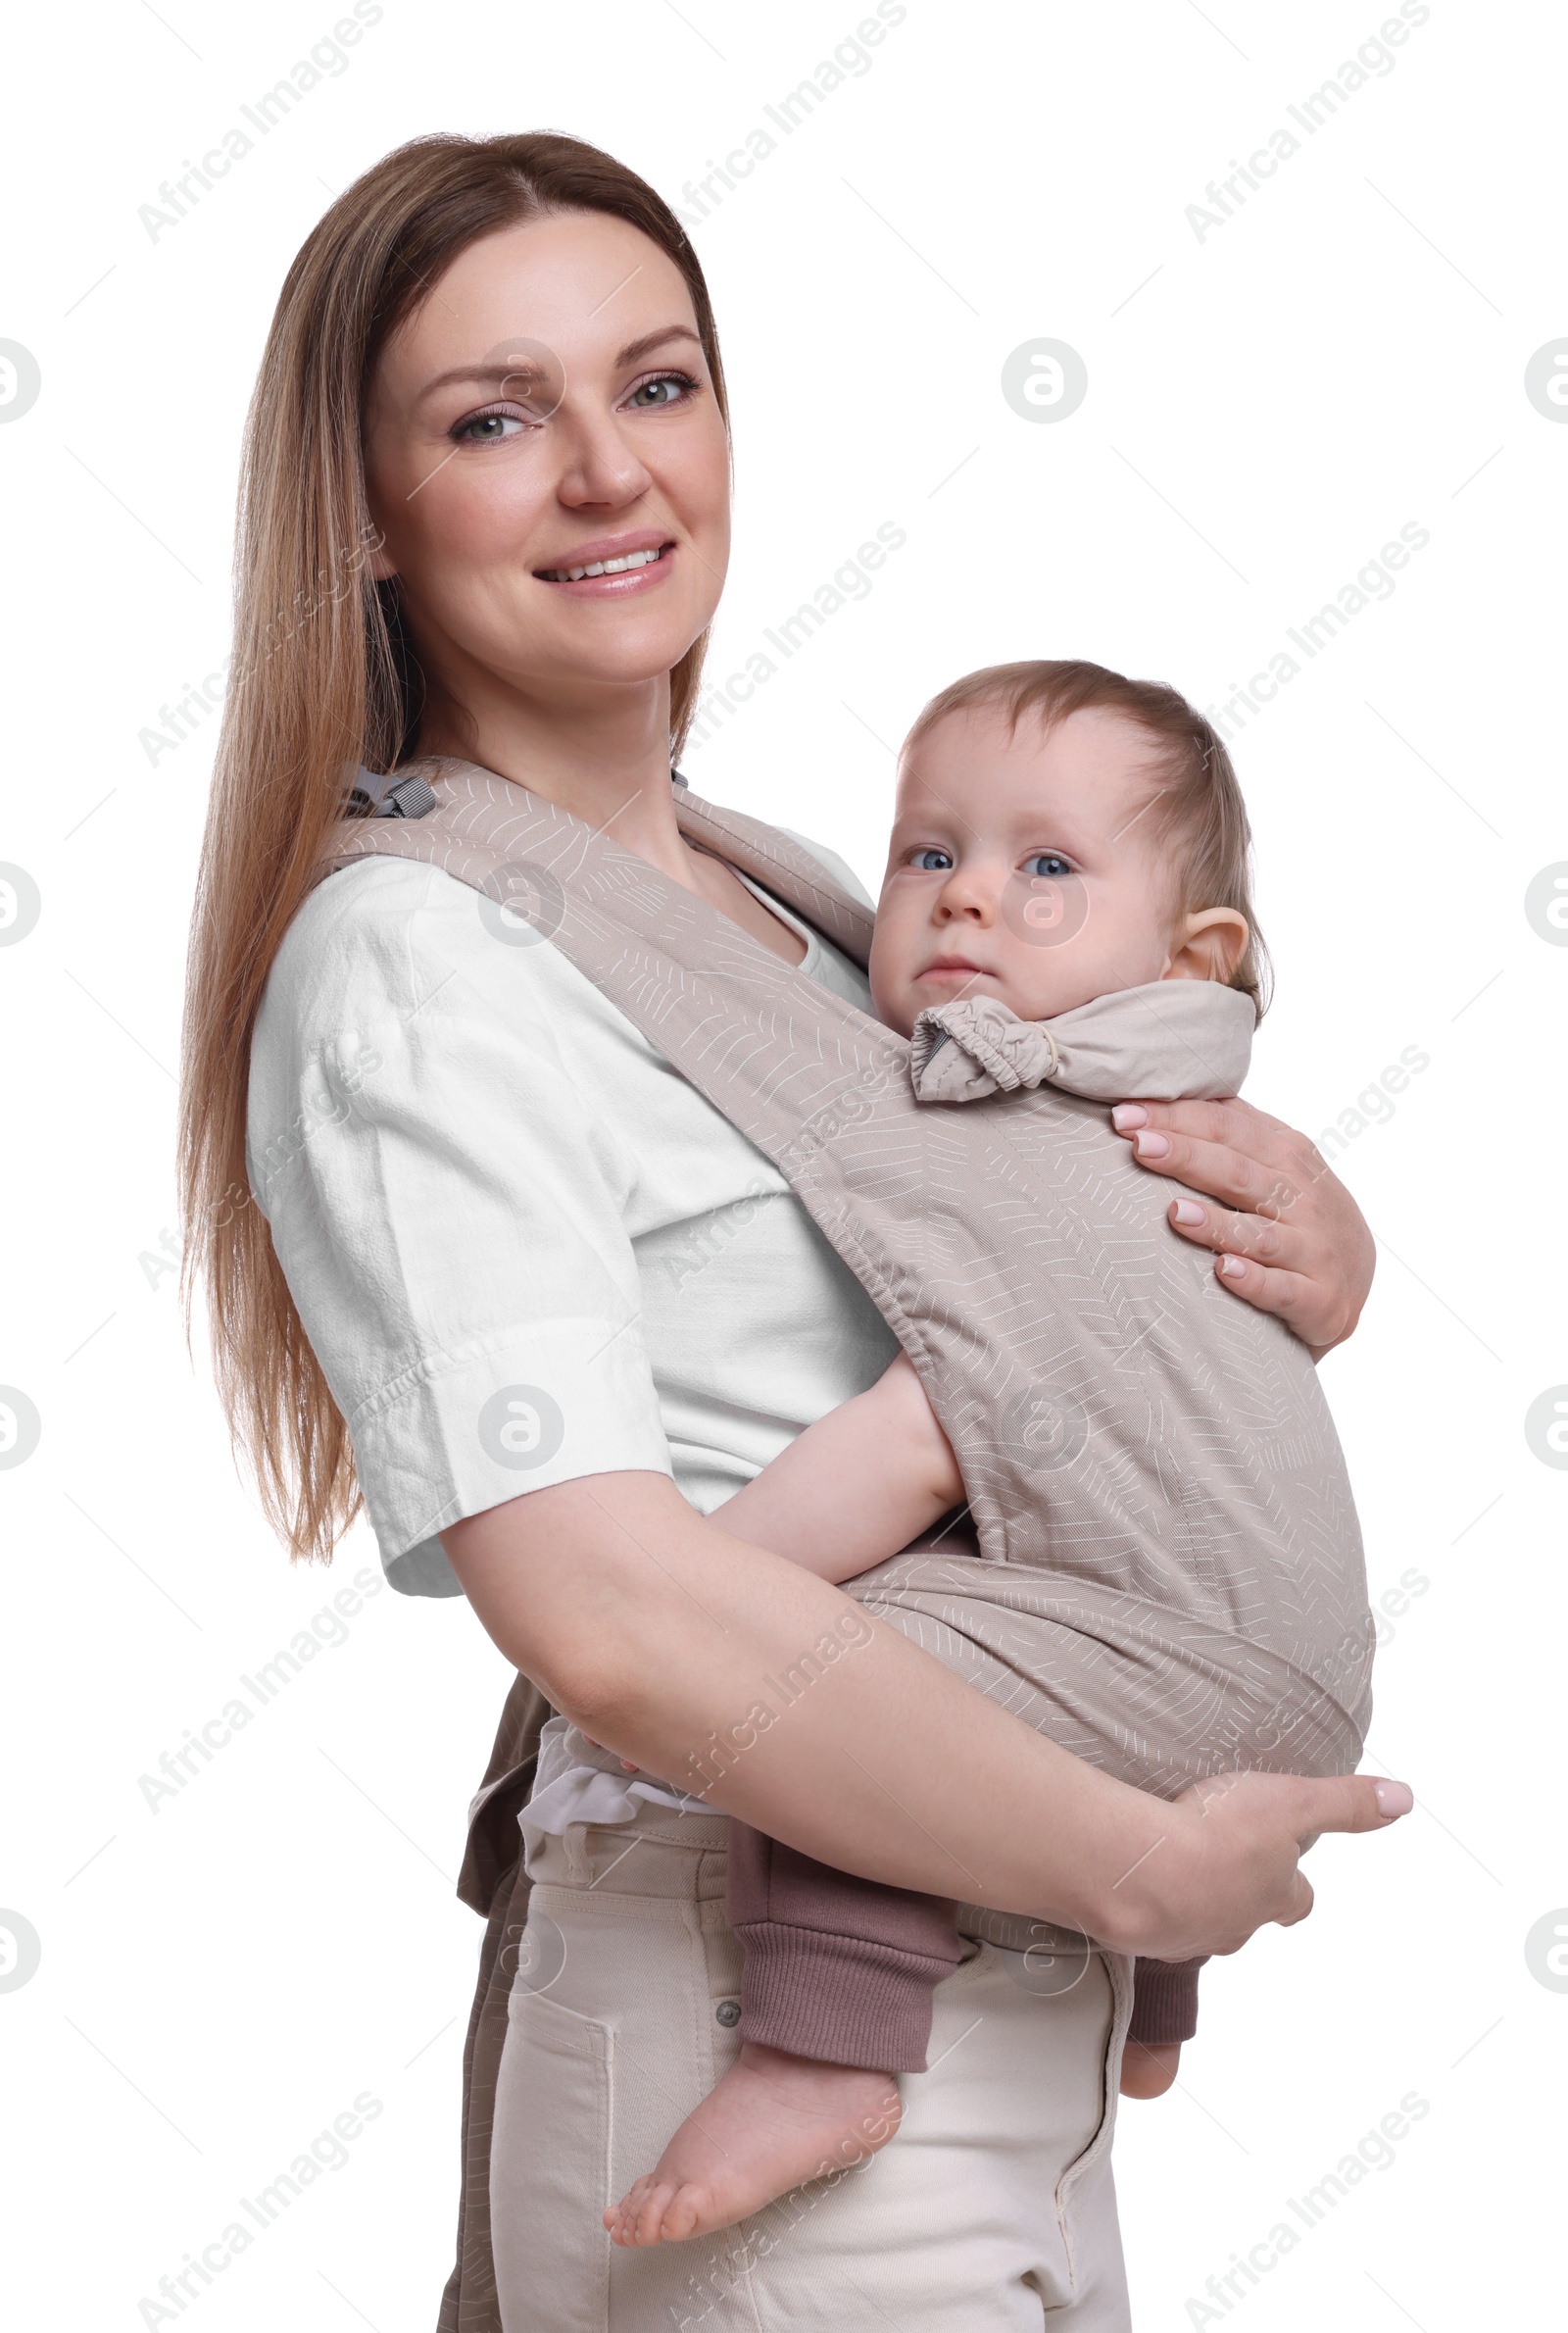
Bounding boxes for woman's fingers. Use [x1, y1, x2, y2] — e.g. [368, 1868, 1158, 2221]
[1187, 1767, 1410, 1841]
[1268, 1776, 1412, 1930]
[1110, 1094, 1375, 1354]
[1115, 1754, 1409, 1960]
[1274, 1867, 1314, 1930]
[1207, 1256, 1323, 1338]
[1113, 1108, 1300, 1218]
[1297, 1772, 1413, 1833]
[1165, 1194, 1287, 1264]
[1162, 1207, 1325, 1343]
[1165, 1768, 1411, 1953]
[1113, 1093, 1298, 1165]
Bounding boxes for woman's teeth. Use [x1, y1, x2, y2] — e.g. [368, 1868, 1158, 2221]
[539, 546, 666, 581]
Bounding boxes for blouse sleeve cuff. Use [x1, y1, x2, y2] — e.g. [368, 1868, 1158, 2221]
[349, 1321, 674, 1597]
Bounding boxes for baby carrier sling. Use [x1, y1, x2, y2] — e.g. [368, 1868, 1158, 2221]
[319, 758, 1374, 1784]
[317, 761, 1374, 2330]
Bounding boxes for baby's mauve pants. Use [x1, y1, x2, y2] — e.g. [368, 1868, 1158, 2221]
[725, 1819, 1204, 2072]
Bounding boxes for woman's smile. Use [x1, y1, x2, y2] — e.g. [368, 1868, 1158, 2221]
[533, 527, 677, 594]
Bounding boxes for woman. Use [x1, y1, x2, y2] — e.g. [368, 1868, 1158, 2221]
[180, 134, 1403, 2331]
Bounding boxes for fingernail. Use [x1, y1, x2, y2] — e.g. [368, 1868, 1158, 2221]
[1171, 1199, 1204, 1225]
[1132, 1129, 1170, 1160]
[1111, 1104, 1149, 1131]
[1217, 1254, 1247, 1279]
[1373, 1779, 1413, 1818]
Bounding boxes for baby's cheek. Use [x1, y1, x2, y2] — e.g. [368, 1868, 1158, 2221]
[868, 973, 915, 1037]
[992, 921, 1119, 1021]
[866, 924, 915, 1035]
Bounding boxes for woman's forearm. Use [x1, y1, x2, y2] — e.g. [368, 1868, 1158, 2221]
[444, 1471, 1149, 1932]
[441, 1471, 1404, 1960]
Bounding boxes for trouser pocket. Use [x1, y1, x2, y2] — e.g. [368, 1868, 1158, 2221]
[492, 1982, 613, 2333]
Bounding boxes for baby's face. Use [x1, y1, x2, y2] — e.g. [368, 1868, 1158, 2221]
[868, 704, 1186, 1037]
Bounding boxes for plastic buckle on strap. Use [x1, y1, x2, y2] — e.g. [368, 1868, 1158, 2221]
[346, 767, 439, 819]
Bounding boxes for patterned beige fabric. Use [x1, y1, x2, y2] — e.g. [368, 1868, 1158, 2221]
[317, 761, 1373, 1802]
[909, 983, 1253, 1105]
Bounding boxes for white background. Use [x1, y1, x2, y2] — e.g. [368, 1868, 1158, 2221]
[2, 1, 1563, 2326]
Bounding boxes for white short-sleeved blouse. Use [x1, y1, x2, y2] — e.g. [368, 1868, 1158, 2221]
[245, 834, 899, 1598]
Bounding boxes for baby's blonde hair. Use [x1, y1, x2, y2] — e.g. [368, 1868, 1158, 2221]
[906, 659, 1272, 1019]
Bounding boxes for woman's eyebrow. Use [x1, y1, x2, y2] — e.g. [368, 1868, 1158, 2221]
[415, 358, 551, 405]
[612, 323, 703, 367]
[415, 324, 700, 407]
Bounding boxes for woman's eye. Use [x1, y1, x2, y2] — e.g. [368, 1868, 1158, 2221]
[625, 371, 697, 411]
[1022, 852, 1073, 879]
[910, 848, 955, 872]
[452, 408, 528, 445]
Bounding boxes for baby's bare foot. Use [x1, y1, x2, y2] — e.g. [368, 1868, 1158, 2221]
[603, 2040, 901, 2247]
[1119, 2038, 1181, 2098]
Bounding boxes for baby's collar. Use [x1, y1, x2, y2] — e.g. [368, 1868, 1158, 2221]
[908, 981, 1255, 1105]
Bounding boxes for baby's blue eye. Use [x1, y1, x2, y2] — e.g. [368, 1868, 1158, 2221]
[1022, 852, 1073, 879]
[911, 848, 954, 871]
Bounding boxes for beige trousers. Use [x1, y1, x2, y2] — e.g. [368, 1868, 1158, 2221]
[490, 1789, 1134, 2332]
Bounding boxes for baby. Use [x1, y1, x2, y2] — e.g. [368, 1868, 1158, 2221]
[605, 658, 1352, 2247]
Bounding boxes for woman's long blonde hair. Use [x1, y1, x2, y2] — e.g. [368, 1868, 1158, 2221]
[179, 133, 729, 1563]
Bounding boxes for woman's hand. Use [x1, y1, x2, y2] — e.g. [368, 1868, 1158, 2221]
[1111, 1768, 1413, 1963]
[1110, 1096, 1375, 1359]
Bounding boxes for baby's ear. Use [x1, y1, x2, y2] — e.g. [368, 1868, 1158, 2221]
[1163, 908, 1250, 984]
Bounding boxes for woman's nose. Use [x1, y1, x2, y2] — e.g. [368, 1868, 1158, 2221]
[555, 408, 653, 511]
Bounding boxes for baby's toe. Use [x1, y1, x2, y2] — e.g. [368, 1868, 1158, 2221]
[605, 2177, 654, 2247]
[659, 2182, 711, 2244]
[630, 2178, 676, 2246]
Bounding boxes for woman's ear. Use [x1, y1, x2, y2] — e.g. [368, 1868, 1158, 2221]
[1162, 907, 1250, 984]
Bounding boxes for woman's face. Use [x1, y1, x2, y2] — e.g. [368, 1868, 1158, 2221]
[364, 210, 730, 719]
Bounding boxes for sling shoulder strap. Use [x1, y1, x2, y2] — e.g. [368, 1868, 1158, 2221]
[323, 757, 875, 968]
